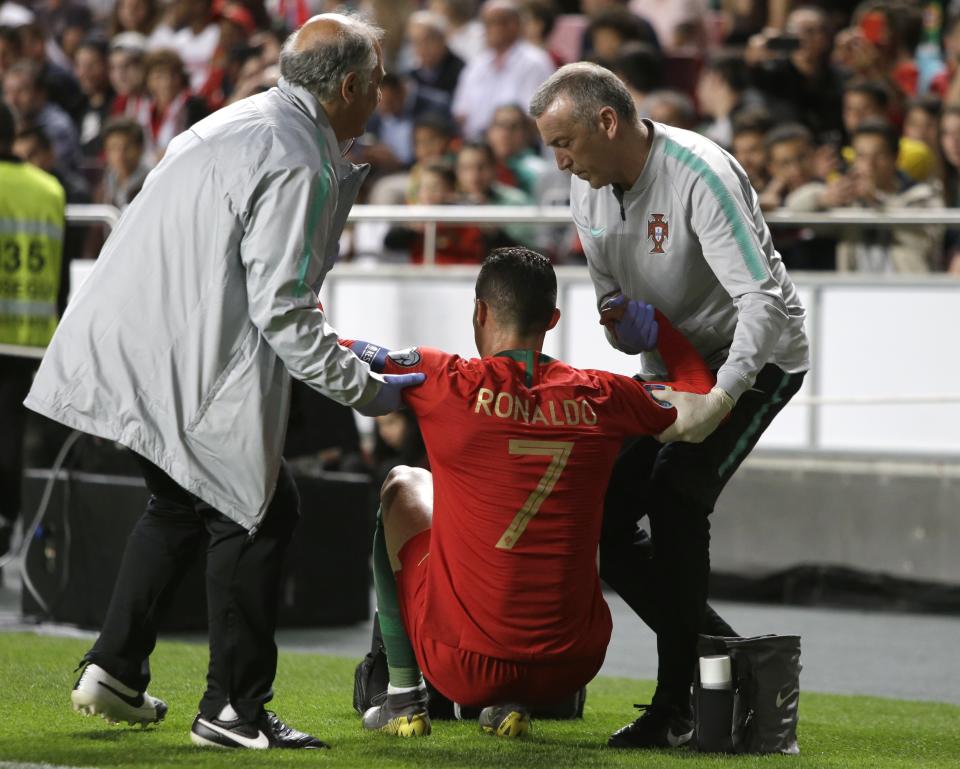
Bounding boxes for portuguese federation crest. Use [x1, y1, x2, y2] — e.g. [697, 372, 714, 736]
[647, 213, 669, 254]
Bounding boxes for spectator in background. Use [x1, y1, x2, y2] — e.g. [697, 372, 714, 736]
[12, 125, 88, 305]
[136, 48, 207, 161]
[842, 79, 936, 183]
[359, 73, 415, 174]
[456, 139, 534, 246]
[3, 60, 80, 170]
[385, 160, 488, 264]
[97, 117, 150, 209]
[765, 122, 836, 271]
[931, 13, 960, 98]
[15, 19, 85, 123]
[902, 94, 942, 170]
[53, 4, 94, 64]
[108, 33, 148, 117]
[74, 37, 114, 159]
[588, 7, 657, 63]
[109, 0, 160, 38]
[580, 0, 660, 60]
[746, 5, 843, 144]
[695, 52, 758, 149]
[520, 0, 565, 67]
[429, 0, 485, 62]
[939, 104, 960, 273]
[486, 102, 547, 197]
[369, 111, 457, 205]
[149, 0, 220, 93]
[197, 2, 257, 110]
[730, 107, 771, 192]
[405, 11, 464, 120]
[643, 88, 696, 129]
[611, 41, 663, 114]
[0, 26, 21, 78]
[452, 0, 554, 140]
[789, 119, 942, 273]
[13, 124, 88, 202]
[629, 0, 706, 51]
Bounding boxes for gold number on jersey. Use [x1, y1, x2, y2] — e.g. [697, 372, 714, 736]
[495, 439, 574, 550]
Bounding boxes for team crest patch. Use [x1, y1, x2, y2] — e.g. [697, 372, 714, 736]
[388, 348, 422, 367]
[647, 213, 669, 254]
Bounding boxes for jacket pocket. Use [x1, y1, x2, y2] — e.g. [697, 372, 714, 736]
[185, 327, 255, 433]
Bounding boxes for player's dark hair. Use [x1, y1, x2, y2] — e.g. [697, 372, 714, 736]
[476, 247, 556, 335]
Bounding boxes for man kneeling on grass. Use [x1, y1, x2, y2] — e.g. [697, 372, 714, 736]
[341, 247, 721, 738]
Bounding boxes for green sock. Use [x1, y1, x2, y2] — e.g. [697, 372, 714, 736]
[373, 506, 422, 689]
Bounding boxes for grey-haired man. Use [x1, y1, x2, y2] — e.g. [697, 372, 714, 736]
[531, 62, 809, 749]
[27, 14, 421, 749]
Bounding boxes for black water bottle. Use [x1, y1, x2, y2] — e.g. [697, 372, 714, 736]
[695, 654, 734, 753]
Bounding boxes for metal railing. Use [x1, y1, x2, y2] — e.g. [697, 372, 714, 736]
[345, 204, 960, 265]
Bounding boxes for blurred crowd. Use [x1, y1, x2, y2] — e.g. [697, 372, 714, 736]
[4, 0, 960, 273]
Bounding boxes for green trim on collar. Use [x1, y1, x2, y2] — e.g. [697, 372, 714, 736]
[494, 349, 556, 387]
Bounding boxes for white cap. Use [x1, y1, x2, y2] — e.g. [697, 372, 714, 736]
[110, 31, 148, 55]
[699, 655, 732, 689]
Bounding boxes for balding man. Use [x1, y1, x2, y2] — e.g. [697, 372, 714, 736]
[28, 15, 423, 750]
[451, 0, 554, 139]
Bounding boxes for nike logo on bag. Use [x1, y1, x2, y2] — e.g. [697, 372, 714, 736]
[97, 681, 144, 708]
[589, 225, 606, 237]
[775, 688, 798, 708]
[198, 718, 270, 749]
[667, 726, 693, 747]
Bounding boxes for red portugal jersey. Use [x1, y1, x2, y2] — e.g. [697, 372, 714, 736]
[343, 313, 713, 664]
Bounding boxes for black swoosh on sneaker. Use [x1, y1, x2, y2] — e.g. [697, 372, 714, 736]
[97, 681, 145, 708]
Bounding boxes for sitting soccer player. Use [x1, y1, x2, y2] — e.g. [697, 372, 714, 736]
[343, 247, 717, 739]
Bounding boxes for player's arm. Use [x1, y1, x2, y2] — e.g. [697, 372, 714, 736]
[339, 339, 448, 416]
[651, 310, 714, 395]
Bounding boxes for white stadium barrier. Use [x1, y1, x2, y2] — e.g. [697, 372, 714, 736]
[8, 205, 960, 456]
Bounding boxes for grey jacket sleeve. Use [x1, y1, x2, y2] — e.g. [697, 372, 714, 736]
[239, 164, 380, 407]
[687, 166, 789, 400]
[572, 201, 625, 352]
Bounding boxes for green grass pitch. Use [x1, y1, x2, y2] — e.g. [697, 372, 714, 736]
[0, 632, 958, 768]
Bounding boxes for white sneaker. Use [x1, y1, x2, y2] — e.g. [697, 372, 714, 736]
[71, 663, 167, 726]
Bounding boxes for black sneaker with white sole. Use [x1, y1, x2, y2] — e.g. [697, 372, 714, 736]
[190, 710, 328, 749]
[71, 662, 168, 726]
[607, 703, 694, 749]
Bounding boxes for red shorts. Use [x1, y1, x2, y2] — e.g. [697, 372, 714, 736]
[395, 529, 605, 708]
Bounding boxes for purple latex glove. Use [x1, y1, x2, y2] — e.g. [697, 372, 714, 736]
[599, 294, 659, 353]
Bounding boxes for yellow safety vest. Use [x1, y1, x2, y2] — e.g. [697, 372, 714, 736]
[0, 159, 66, 347]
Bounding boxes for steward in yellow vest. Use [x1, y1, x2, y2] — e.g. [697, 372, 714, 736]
[0, 133, 66, 348]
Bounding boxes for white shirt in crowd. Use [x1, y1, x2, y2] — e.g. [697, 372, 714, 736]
[452, 39, 555, 140]
[149, 22, 220, 92]
[446, 19, 486, 63]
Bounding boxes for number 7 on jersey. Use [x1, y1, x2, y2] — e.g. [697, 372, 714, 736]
[496, 439, 574, 550]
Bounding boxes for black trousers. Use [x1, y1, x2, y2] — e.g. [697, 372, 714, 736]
[0, 356, 37, 525]
[600, 363, 806, 709]
[87, 456, 300, 723]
